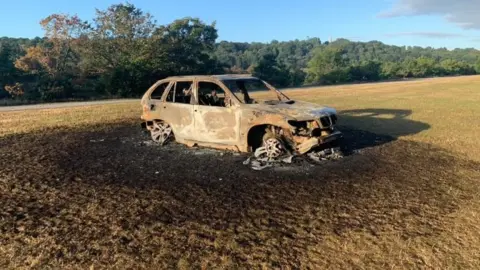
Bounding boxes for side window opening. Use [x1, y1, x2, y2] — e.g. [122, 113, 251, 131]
[197, 82, 228, 107]
[151, 82, 169, 100]
[166, 81, 193, 104]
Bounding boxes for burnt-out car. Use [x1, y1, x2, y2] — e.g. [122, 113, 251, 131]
[140, 74, 342, 158]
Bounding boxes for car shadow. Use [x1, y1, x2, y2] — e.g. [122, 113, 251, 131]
[335, 108, 431, 154]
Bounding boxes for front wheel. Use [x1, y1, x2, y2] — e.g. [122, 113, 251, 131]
[253, 132, 286, 161]
[262, 137, 285, 159]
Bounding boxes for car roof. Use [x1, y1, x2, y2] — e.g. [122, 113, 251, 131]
[163, 74, 258, 81]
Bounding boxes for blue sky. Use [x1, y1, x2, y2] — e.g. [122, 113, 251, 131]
[1, 0, 479, 49]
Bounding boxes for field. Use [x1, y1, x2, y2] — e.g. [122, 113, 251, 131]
[1, 76, 479, 269]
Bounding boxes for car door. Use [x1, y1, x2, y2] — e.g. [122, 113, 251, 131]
[192, 80, 240, 145]
[160, 80, 196, 140]
[145, 81, 172, 119]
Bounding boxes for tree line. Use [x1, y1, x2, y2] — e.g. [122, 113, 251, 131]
[1, 3, 480, 102]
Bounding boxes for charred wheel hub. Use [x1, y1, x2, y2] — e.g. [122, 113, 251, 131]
[263, 138, 284, 159]
[150, 120, 173, 145]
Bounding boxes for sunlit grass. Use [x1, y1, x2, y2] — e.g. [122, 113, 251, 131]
[0, 102, 140, 137]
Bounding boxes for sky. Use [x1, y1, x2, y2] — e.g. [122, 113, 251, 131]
[1, 0, 480, 49]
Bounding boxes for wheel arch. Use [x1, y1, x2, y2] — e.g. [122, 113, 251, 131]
[247, 124, 269, 151]
[246, 123, 291, 151]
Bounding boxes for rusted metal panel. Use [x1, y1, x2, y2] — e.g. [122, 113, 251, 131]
[193, 105, 240, 144]
[156, 103, 195, 140]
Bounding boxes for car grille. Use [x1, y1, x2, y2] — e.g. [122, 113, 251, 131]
[319, 114, 337, 128]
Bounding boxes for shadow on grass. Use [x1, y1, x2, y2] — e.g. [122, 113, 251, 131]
[337, 108, 431, 154]
[1, 116, 477, 269]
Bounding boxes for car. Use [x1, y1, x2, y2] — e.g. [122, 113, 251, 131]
[140, 74, 342, 158]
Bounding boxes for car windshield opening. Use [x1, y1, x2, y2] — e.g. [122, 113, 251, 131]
[222, 78, 288, 104]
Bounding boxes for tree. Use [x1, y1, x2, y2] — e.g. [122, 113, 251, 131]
[348, 61, 381, 82]
[88, 3, 156, 69]
[39, 14, 89, 76]
[252, 53, 291, 87]
[4, 83, 24, 97]
[12, 14, 89, 100]
[84, 3, 159, 96]
[82, 4, 221, 97]
[380, 61, 402, 79]
[154, 17, 220, 76]
[0, 42, 18, 98]
[440, 59, 476, 75]
[400, 58, 417, 78]
[305, 46, 349, 84]
[2, 6, 480, 103]
[415, 56, 437, 77]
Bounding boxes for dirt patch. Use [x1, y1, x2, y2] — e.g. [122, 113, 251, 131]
[0, 122, 478, 269]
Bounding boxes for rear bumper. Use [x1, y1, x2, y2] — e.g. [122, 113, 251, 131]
[295, 130, 343, 154]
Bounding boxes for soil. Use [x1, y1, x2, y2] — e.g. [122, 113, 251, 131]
[0, 121, 477, 269]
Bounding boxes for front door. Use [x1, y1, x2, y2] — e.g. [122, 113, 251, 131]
[193, 81, 239, 145]
[160, 80, 195, 140]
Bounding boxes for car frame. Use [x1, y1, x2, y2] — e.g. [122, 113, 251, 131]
[140, 74, 342, 158]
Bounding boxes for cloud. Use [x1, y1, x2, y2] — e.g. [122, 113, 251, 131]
[384, 32, 465, 38]
[379, 0, 480, 29]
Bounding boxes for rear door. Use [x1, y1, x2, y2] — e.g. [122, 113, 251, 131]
[146, 81, 171, 118]
[161, 80, 196, 140]
[192, 80, 239, 145]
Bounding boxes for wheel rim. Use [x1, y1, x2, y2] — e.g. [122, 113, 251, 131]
[150, 120, 172, 145]
[263, 138, 284, 159]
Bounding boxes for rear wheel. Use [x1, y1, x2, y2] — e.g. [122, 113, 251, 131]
[150, 120, 173, 145]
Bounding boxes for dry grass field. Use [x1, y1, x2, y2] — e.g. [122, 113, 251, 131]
[1, 76, 479, 269]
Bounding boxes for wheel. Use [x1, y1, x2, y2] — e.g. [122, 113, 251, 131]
[150, 120, 173, 145]
[262, 137, 284, 159]
[253, 132, 285, 160]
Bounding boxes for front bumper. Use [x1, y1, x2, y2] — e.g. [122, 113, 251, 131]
[295, 130, 343, 154]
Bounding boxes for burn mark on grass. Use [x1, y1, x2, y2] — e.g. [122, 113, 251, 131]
[0, 117, 476, 268]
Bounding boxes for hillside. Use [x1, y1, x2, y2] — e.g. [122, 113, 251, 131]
[1, 3, 480, 102]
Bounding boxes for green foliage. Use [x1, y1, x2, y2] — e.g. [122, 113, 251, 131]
[0, 42, 16, 98]
[305, 46, 478, 85]
[83, 3, 159, 96]
[1, 3, 480, 102]
[380, 61, 402, 79]
[154, 17, 220, 76]
[305, 46, 349, 84]
[348, 61, 382, 82]
[414, 56, 437, 77]
[216, 39, 480, 86]
[252, 53, 291, 87]
[440, 59, 476, 76]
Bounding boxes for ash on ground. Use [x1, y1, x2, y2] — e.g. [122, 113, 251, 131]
[140, 139, 347, 171]
[243, 146, 345, 171]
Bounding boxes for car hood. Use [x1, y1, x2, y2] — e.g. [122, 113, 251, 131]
[246, 100, 337, 121]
